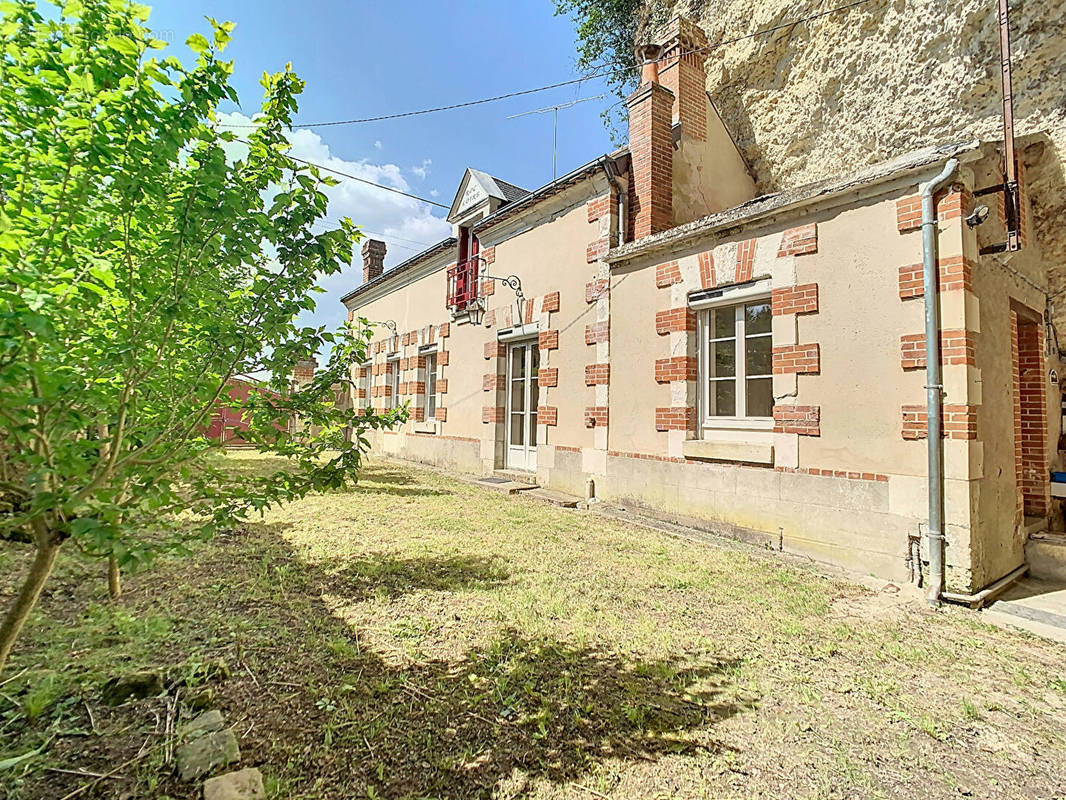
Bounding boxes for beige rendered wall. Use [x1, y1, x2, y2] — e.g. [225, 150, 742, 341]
[597, 173, 996, 588]
[345, 176, 611, 476]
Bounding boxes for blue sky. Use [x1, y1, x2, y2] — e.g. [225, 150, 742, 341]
[145, 1, 621, 336]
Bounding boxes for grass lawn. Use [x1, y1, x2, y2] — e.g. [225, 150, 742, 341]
[1, 453, 1065, 799]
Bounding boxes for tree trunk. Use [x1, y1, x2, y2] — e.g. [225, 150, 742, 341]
[0, 523, 62, 674]
[108, 556, 121, 599]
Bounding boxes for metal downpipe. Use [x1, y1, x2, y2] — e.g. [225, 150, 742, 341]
[922, 158, 960, 605]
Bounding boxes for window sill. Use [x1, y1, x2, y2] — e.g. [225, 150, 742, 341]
[682, 439, 774, 464]
[414, 420, 438, 434]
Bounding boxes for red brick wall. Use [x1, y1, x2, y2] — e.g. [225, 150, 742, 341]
[655, 406, 696, 432]
[1017, 319, 1049, 516]
[538, 405, 558, 426]
[777, 224, 818, 256]
[627, 83, 674, 239]
[655, 308, 696, 335]
[898, 256, 974, 298]
[772, 343, 820, 375]
[585, 322, 609, 344]
[584, 363, 610, 385]
[655, 261, 681, 288]
[538, 368, 558, 388]
[901, 404, 977, 440]
[538, 329, 559, 351]
[771, 284, 819, 316]
[584, 406, 608, 428]
[654, 356, 697, 383]
[900, 330, 975, 369]
[773, 405, 820, 436]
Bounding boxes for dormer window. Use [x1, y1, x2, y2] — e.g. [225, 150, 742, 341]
[445, 169, 531, 318]
[447, 226, 480, 314]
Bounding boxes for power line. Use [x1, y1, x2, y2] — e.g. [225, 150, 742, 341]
[233, 136, 449, 209]
[219, 0, 880, 131]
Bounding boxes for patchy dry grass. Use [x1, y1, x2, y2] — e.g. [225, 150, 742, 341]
[1, 453, 1065, 799]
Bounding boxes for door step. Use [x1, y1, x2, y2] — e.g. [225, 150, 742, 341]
[524, 488, 581, 508]
[493, 469, 538, 486]
[984, 577, 1066, 644]
[474, 477, 538, 495]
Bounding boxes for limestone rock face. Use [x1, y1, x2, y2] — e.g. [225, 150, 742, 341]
[659, 0, 1065, 300]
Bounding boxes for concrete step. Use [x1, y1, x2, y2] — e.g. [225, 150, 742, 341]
[983, 576, 1066, 644]
[493, 469, 538, 486]
[1026, 532, 1066, 582]
[524, 488, 581, 508]
[474, 477, 538, 495]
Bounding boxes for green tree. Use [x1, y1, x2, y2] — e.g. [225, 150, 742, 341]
[0, 0, 405, 672]
[553, 0, 669, 141]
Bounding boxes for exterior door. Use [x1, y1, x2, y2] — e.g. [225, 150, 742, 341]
[506, 341, 539, 471]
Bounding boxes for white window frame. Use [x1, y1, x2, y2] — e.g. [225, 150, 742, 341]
[386, 355, 400, 410]
[693, 286, 773, 433]
[421, 348, 438, 417]
[357, 361, 371, 411]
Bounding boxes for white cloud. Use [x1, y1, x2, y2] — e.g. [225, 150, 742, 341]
[411, 158, 431, 180]
[373, 140, 383, 150]
[216, 112, 452, 341]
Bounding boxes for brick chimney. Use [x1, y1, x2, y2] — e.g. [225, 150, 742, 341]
[292, 357, 316, 387]
[362, 238, 386, 283]
[627, 44, 675, 239]
[655, 17, 709, 141]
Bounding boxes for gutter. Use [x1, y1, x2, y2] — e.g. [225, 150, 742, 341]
[921, 157, 959, 605]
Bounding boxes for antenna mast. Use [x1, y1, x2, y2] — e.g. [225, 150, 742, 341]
[507, 95, 605, 180]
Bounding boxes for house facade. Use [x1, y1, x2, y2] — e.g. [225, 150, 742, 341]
[341, 17, 1060, 596]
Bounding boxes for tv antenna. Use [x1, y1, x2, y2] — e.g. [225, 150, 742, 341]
[507, 95, 605, 180]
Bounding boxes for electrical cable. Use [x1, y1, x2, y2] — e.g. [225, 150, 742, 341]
[232, 136, 449, 209]
[219, 0, 880, 130]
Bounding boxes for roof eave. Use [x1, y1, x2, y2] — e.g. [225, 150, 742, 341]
[605, 140, 983, 266]
[340, 237, 458, 306]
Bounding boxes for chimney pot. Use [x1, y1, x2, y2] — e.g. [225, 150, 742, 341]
[361, 238, 387, 284]
[637, 44, 663, 85]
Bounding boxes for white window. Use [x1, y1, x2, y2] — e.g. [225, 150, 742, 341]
[423, 352, 438, 417]
[358, 362, 371, 411]
[386, 356, 400, 410]
[699, 299, 773, 426]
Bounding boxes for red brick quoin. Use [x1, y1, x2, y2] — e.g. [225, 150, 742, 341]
[584, 406, 608, 428]
[655, 407, 696, 432]
[538, 405, 558, 426]
[654, 356, 697, 383]
[584, 364, 610, 385]
[777, 224, 818, 256]
[655, 308, 696, 335]
[771, 284, 819, 316]
[773, 405, 820, 436]
[772, 344, 820, 375]
[900, 330, 975, 370]
[901, 404, 977, 440]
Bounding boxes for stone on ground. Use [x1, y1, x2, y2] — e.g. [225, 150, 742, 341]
[203, 767, 265, 800]
[182, 709, 225, 738]
[176, 729, 240, 782]
[100, 670, 164, 705]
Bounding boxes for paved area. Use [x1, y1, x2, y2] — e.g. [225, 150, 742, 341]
[984, 576, 1066, 644]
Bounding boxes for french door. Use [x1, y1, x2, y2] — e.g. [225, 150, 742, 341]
[506, 341, 539, 471]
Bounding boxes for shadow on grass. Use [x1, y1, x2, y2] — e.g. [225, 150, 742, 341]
[4, 485, 754, 800]
[335, 632, 750, 799]
[352, 484, 453, 498]
[313, 552, 510, 600]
